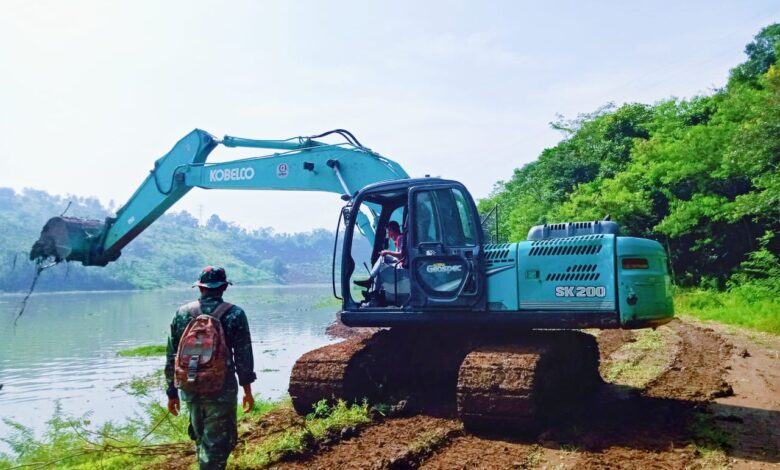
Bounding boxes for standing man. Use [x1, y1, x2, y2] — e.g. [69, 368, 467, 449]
[165, 266, 256, 470]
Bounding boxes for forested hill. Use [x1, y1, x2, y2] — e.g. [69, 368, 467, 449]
[0, 188, 341, 292]
[481, 24, 780, 294]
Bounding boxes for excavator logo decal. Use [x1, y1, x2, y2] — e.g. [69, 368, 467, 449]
[209, 168, 255, 182]
[426, 262, 463, 274]
[277, 163, 289, 178]
[555, 286, 607, 298]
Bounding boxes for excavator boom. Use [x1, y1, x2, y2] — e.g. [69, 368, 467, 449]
[30, 129, 408, 266]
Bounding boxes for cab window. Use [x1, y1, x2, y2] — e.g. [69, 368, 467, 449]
[413, 188, 477, 247]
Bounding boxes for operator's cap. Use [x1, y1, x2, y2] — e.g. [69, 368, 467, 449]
[193, 266, 233, 288]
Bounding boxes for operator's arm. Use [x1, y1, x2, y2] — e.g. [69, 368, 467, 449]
[380, 249, 402, 258]
[380, 234, 405, 260]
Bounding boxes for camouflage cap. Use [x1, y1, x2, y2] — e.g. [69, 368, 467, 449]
[193, 266, 233, 288]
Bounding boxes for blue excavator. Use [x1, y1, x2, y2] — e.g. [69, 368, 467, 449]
[31, 129, 674, 430]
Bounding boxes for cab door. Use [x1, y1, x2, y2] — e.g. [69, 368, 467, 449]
[407, 183, 486, 310]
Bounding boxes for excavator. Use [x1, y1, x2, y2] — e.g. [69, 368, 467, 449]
[30, 129, 674, 430]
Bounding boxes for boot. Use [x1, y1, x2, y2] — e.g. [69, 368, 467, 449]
[353, 278, 372, 288]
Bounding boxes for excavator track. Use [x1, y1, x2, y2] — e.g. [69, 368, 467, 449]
[290, 328, 600, 431]
[289, 334, 375, 415]
[289, 327, 472, 415]
[456, 330, 600, 432]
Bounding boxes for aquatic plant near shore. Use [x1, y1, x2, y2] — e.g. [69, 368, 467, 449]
[117, 344, 167, 357]
[0, 370, 277, 469]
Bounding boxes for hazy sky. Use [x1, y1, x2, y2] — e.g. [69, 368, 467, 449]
[2, 1, 778, 233]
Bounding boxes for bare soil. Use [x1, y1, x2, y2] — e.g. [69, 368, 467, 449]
[272, 318, 780, 469]
[325, 319, 380, 340]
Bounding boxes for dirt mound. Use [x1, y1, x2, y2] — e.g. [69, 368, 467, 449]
[595, 328, 636, 362]
[325, 319, 380, 340]
[643, 319, 734, 401]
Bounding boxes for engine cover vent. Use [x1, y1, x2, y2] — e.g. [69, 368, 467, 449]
[484, 243, 514, 267]
[527, 220, 619, 241]
[528, 235, 605, 257]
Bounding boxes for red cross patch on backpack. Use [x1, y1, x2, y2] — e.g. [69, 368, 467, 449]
[174, 301, 233, 395]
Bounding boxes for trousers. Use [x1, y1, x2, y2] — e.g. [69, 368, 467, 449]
[187, 400, 238, 470]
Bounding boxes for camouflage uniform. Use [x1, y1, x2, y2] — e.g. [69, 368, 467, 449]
[165, 267, 256, 470]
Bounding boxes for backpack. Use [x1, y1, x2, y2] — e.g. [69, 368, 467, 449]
[174, 301, 233, 395]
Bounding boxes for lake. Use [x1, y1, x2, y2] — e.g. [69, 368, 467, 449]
[0, 285, 338, 449]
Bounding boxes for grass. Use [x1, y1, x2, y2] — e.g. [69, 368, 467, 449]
[0, 365, 285, 470]
[117, 344, 167, 357]
[603, 327, 676, 388]
[523, 445, 544, 468]
[229, 399, 374, 469]
[0, 399, 192, 469]
[559, 444, 580, 453]
[675, 286, 780, 335]
[405, 429, 452, 455]
[688, 411, 732, 470]
[114, 369, 167, 397]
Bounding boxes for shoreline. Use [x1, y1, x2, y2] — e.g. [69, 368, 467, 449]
[0, 282, 334, 298]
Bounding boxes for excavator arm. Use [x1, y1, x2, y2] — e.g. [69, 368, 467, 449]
[30, 129, 409, 266]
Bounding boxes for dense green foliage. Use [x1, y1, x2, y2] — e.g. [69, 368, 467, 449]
[479, 25, 780, 333]
[0, 188, 341, 292]
[481, 25, 780, 297]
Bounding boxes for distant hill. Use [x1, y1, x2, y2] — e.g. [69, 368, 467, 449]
[0, 188, 362, 292]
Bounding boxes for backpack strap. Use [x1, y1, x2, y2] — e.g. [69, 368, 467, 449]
[211, 302, 233, 320]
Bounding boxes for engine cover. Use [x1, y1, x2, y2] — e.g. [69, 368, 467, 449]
[527, 220, 620, 241]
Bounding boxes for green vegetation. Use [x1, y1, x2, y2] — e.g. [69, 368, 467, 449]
[0, 392, 192, 469]
[688, 411, 732, 470]
[675, 231, 780, 334]
[0, 369, 376, 470]
[117, 344, 167, 357]
[230, 399, 373, 469]
[0, 366, 284, 470]
[676, 288, 780, 334]
[481, 24, 780, 334]
[114, 369, 167, 397]
[604, 327, 676, 387]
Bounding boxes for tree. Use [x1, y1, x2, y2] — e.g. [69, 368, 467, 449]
[730, 23, 780, 84]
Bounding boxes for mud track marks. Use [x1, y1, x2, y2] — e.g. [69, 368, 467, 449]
[278, 416, 461, 470]
[644, 319, 733, 401]
[275, 320, 780, 469]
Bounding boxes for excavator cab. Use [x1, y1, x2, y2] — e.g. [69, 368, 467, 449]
[339, 178, 486, 323]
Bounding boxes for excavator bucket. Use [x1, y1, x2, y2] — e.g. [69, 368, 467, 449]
[30, 217, 114, 266]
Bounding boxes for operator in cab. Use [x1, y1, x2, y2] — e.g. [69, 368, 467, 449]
[354, 221, 405, 291]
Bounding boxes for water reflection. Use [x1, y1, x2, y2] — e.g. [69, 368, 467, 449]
[0, 285, 338, 446]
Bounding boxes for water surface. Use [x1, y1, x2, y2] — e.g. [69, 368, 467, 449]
[0, 285, 338, 447]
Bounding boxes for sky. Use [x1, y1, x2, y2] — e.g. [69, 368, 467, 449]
[1, 1, 779, 233]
